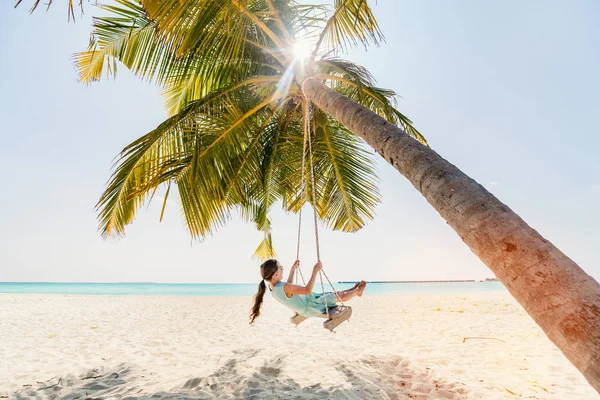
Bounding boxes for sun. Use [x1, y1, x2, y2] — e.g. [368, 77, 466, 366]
[294, 40, 312, 61]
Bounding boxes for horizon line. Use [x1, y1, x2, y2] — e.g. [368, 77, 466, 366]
[0, 279, 499, 285]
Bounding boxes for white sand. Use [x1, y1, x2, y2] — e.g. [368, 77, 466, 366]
[0, 292, 597, 399]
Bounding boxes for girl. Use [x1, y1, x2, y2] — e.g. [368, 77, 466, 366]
[249, 259, 366, 323]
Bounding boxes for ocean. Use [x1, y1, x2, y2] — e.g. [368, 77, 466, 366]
[0, 281, 506, 296]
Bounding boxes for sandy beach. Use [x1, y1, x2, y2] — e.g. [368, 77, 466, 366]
[0, 291, 597, 399]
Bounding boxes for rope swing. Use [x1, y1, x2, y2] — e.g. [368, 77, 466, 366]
[290, 96, 351, 331]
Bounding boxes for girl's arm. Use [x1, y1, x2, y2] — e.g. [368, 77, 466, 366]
[286, 260, 300, 284]
[284, 262, 322, 296]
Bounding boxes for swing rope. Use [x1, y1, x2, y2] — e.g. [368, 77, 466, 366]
[296, 95, 345, 318]
[294, 102, 309, 286]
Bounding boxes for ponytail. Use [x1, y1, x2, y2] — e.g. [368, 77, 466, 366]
[249, 280, 267, 324]
[250, 259, 279, 324]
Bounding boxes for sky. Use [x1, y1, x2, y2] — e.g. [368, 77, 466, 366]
[0, 0, 598, 284]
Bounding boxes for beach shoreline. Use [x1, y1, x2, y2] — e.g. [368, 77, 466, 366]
[1, 292, 596, 399]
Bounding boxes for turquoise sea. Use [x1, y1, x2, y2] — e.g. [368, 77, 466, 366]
[0, 281, 506, 296]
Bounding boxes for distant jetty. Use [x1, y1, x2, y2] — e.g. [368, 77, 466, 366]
[338, 280, 477, 284]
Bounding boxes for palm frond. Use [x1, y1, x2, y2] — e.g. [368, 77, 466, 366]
[163, 75, 282, 117]
[75, 0, 280, 106]
[315, 58, 428, 145]
[176, 170, 232, 239]
[140, 0, 289, 58]
[311, 0, 383, 61]
[88, 0, 427, 254]
[74, 0, 187, 84]
[96, 117, 193, 238]
[253, 232, 277, 261]
[97, 81, 283, 238]
[308, 110, 380, 232]
[15, 0, 85, 21]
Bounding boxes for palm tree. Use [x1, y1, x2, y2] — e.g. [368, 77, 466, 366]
[75, 0, 600, 392]
[75, 0, 426, 260]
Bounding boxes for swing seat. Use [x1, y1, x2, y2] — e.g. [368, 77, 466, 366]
[290, 306, 352, 332]
[290, 312, 309, 326]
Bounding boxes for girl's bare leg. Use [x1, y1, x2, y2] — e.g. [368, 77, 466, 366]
[335, 281, 366, 302]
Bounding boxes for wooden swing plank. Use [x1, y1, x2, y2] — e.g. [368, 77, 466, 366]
[323, 306, 352, 332]
[290, 306, 353, 331]
[290, 312, 309, 326]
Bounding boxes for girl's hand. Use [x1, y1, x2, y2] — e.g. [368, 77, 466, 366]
[292, 260, 300, 270]
[313, 261, 323, 273]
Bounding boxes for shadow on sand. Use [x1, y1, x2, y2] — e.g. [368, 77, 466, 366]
[12, 352, 469, 399]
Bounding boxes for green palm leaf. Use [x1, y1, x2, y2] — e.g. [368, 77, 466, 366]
[97, 81, 282, 238]
[308, 110, 380, 231]
[141, 0, 289, 58]
[86, 0, 425, 259]
[15, 0, 85, 21]
[74, 0, 194, 84]
[311, 0, 383, 60]
[315, 58, 427, 145]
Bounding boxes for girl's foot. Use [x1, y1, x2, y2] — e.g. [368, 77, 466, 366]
[357, 281, 367, 297]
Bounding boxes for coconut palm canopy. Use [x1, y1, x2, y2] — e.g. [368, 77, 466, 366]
[75, 0, 426, 258]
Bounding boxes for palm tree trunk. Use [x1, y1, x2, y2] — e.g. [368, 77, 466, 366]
[302, 77, 600, 393]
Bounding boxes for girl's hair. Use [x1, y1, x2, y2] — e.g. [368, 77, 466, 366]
[249, 259, 279, 324]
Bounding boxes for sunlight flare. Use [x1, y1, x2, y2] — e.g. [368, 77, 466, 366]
[294, 40, 311, 61]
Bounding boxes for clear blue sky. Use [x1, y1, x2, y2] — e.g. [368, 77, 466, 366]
[0, 0, 598, 284]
